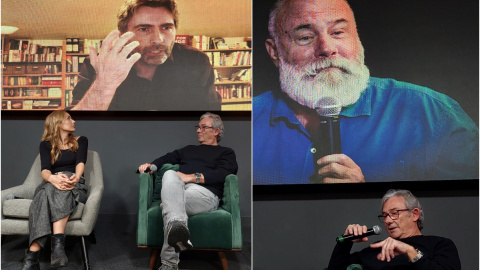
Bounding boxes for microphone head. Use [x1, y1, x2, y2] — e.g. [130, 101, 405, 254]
[315, 97, 342, 117]
[372, 225, 382, 235]
[149, 165, 158, 172]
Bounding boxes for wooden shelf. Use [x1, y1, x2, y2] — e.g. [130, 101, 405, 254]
[215, 80, 251, 85]
[204, 48, 251, 52]
[2, 85, 62, 88]
[221, 97, 251, 104]
[213, 65, 251, 69]
[2, 96, 61, 100]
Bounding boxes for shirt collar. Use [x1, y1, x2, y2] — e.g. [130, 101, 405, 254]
[340, 86, 372, 117]
[270, 93, 302, 127]
[270, 82, 373, 125]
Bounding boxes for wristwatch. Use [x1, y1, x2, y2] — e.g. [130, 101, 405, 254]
[195, 173, 201, 184]
[410, 249, 423, 263]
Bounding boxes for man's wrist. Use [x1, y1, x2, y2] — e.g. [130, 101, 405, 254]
[73, 80, 116, 110]
[409, 249, 423, 263]
[195, 172, 201, 184]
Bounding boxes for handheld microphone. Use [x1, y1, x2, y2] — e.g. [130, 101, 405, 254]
[135, 165, 158, 174]
[336, 225, 382, 243]
[311, 97, 342, 177]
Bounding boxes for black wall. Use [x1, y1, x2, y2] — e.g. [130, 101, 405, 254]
[1, 112, 251, 218]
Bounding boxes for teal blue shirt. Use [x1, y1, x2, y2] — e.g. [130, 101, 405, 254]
[253, 77, 478, 184]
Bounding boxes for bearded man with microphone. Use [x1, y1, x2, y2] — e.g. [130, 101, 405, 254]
[252, 0, 478, 184]
[137, 112, 238, 270]
[328, 189, 461, 269]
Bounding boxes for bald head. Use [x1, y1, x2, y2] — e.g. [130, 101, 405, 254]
[268, 0, 358, 40]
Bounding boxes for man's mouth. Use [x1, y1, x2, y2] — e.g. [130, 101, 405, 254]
[148, 50, 165, 55]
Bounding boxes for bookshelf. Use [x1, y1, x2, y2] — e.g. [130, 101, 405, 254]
[2, 40, 64, 110]
[204, 48, 252, 111]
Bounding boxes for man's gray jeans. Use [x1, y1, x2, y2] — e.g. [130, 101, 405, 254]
[160, 170, 220, 267]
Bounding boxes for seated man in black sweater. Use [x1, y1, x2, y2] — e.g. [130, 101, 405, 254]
[138, 112, 238, 270]
[328, 189, 461, 270]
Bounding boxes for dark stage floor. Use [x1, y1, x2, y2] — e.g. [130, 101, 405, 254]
[1, 215, 251, 270]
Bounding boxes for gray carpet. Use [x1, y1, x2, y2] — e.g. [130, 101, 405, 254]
[1, 214, 251, 270]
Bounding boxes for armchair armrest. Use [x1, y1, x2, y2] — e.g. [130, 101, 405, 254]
[221, 174, 242, 249]
[221, 174, 239, 214]
[76, 184, 104, 235]
[1, 184, 37, 220]
[139, 173, 155, 210]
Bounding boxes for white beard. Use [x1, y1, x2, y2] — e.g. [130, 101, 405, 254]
[278, 47, 370, 110]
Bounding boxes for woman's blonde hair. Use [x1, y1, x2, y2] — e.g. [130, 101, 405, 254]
[42, 110, 78, 165]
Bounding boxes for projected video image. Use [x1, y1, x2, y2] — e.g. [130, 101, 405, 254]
[2, 0, 252, 111]
[252, 0, 479, 184]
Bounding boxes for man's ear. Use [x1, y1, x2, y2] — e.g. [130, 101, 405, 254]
[411, 208, 421, 222]
[265, 38, 280, 67]
[213, 127, 220, 137]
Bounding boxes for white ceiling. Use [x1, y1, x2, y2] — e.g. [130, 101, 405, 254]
[1, 0, 252, 40]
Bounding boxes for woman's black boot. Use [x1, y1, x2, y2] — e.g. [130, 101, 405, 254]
[21, 249, 40, 270]
[51, 234, 68, 268]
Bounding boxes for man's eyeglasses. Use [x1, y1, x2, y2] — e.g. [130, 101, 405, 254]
[377, 209, 410, 223]
[195, 125, 214, 131]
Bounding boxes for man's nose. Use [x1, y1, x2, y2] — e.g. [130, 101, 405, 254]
[314, 33, 338, 58]
[151, 28, 164, 44]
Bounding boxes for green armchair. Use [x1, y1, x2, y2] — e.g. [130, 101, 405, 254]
[137, 164, 242, 270]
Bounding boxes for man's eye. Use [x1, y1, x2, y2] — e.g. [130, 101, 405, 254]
[331, 30, 346, 37]
[162, 25, 173, 31]
[295, 36, 315, 46]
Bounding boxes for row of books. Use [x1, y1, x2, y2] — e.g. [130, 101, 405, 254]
[216, 84, 251, 100]
[66, 38, 81, 53]
[66, 56, 86, 73]
[82, 39, 102, 54]
[44, 64, 62, 74]
[3, 73, 62, 86]
[65, 75, 79, 89]
[2, 99, 61, 110]
[206, 51, 251, 67]
[214, 68, 251, 82]
[175, 35, 210, 50]
[65, 90, 73, 107]
[6, 40, 62, 63]
[4, 76, 38, 86]
[3, 88, 62, 98]
[174, 35, 249, 51]
[65, 38, 103, 54]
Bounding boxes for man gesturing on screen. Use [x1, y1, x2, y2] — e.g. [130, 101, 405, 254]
[252, 0, 478, 184]
[71, 0, 220, 111]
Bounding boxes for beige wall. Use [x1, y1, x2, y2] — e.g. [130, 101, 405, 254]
[2, 0, 251, 39]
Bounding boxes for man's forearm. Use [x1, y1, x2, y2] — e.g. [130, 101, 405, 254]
[71, 80, 116, 110]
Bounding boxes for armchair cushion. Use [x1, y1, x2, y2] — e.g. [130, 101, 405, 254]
[3, 199, 84, 220]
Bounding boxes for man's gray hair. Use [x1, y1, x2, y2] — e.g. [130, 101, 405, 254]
[200, 112, 224, 142]
[382, 189, 424, 230]
[267, 0, 288, 39]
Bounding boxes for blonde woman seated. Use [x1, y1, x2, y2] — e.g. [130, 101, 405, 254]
[22, 110, 88, 270]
